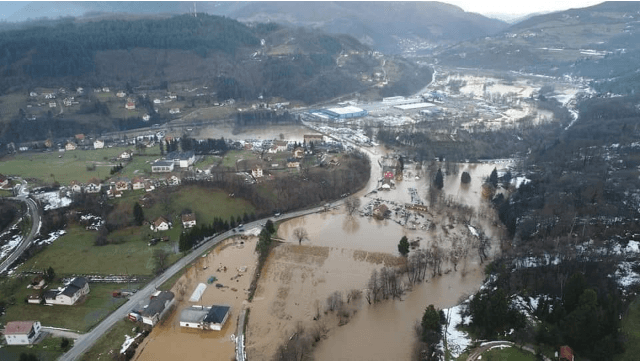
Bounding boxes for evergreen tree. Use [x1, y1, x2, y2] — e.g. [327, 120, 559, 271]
[45, 266, 55, 282]
[398, 236, 410, 256]
[489, 168, 498, 187]
[133, 203, 144, 226]
[434, 168, 444, 190]
[159, 140, 165, 155]
[265, 219, 275, 234]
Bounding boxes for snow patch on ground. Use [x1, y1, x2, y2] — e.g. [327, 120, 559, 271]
[467, 225, 479, 238]
[120, 333, 142, 354]
[443, 304, 471, 359]
[35, 230, 66, 246]
[612, 261, 640, 289]
[33, 191, 72, 210]
[0, 233, 22, 260]
[512, 177, 531, 189]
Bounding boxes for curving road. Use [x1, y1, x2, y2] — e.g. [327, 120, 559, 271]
[465, 340, 551, 361]
[0, 184, 41, 274]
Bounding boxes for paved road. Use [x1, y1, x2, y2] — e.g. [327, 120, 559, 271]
[466, 340, 551, 361]
[58, 206, 328, 361]
[0, 185, 41, 273]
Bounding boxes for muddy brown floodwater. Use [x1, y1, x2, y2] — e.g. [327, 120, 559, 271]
[244, 154, 508, 361]
[133, 237, 258, 361]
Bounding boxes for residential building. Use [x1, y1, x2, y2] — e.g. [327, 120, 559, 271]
[182, 213, 196, 228]
[44, 277, 90, 306]
[169, 108, 180, 114]
[85, 178, 102, 193]
[116, 91, 126, 98]
[114, 179, 130, 192]
[293, 148, 304, 159]
[3, 321, 42, 345]
[252, 166, 263, 178]
[144, 180, 155, 192]
[49, 101, 57, 108]
[65, 142, 77, 151]
[274, 140, 288, 152]
[166, 175, 181, 186]
[179, 305, 230, 331]
[131, 177, 145, 190]
[69, 180, 83, 193]
[119, 150, 133, 160]
[151, 160, 175, 173]
[151, 217, 170, 232]
[125, 101, 135, 110]
[93, 139, 105, 149]
[287, 158, 300, 168]
[142, 114, 151, 121]
[141, 291, 175, 326]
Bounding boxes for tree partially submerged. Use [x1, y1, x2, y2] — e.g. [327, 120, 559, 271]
[293, 227, 308, 245]
[344, 196, 361, 217]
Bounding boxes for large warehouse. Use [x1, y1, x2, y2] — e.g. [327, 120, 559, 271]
[323, 106, 368, 119]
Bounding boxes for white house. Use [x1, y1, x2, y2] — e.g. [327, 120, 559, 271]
[131, 177, 145, 190]
[85, 178, 102, 193]
[169, 108, 180, 114]
[182, 213, 196, 228]
[69, 180, 83, 193]
[180, 305, 230, 331]
[65, 142, 77, 151]
[119, 150, 133, 160]
[125, 101, 135, 110]
[93, 139, 105, 149]
[44, 277, 90, 306]
[116, 91, 126, 98]
[141, 291, 175, 326]
[142, 114, 151, 121]
[274, 140, 288, 152]
[49, 101, 57, 108]
[3, 321, 42, 345]
[252, 166, 263, 178]
[151, 217, 170, 232]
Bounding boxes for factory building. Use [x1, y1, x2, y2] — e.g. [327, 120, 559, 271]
[323, 106, 368, 120]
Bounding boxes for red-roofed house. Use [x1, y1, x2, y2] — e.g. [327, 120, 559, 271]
[3, 321, 42, 345]
[560, 346, 574, 361]
[151, 217, 170, 232]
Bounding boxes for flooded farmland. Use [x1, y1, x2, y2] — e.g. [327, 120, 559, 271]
[132, 237, 258, 361]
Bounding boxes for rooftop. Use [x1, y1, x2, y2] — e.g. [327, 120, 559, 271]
[142, 291, 174, 318]
[325, 106, 365, 115]
[204, 305, 230, 324]
[4, 321, 37, 335]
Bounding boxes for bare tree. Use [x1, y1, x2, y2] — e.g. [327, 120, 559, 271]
[344, 196, 361, 217]
[346, 289, 362, 304]
[326, 290, 343, 311]
[293, 227, 308, 245]
[365, 268, 381, 304]
[153, 249, 170, 274]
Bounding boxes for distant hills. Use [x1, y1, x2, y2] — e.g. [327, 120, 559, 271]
[2, 1, 509, 54]
[432, 1, 640, 94]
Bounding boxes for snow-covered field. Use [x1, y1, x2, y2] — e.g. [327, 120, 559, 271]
[442, 304, 472, 359]
[33, 191, 72, 210]
[0, 228, 22, 260]
[35, 230, 66, 246]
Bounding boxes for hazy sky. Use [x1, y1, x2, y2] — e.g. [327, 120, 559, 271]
[443, 0, 608, 17]
[0, 0, 615, 22]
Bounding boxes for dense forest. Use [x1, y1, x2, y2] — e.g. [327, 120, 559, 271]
[0, 14, 259, 79]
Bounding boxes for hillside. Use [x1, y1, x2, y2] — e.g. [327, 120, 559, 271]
[433, 1, 640, 94]
[227, 1, 508, 54]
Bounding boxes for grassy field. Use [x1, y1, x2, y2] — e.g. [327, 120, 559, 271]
[80, 319, 139, 361]
[2, 282, 134, 332]
[479, 346, 537, 361]
[17, 226, 179, 276]
[0, 332, 66, 361]
[615, 296, 640, 361]
[221, 149, 257, 169]
[115, 154, 159, 179]
[0, 147, 129, 185]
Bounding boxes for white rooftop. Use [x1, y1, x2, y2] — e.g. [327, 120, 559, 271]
[394, 103, 435, 110]
[326, 106, 365, 115]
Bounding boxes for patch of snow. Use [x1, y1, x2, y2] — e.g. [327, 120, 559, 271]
[35, 230, 66, 246]
[443, 304, 471, 359]
[120, 333, 142, 354]
[612, 260, 640, 289]
[33, 191, 72, 210]
[512, 177, 530, 189]
[467, 225, 479, 238]
[0, 233, 22, 260]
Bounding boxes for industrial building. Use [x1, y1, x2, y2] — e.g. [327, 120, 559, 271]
[323, 106, 368, 120]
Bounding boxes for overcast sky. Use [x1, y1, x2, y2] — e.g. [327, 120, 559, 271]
[0, 1, 614, 22]
[444, 0, 608, 19]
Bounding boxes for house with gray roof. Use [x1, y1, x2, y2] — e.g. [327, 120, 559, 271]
[44, 277, 90, 305]
[179, 305, 231, 331]
[141, 291, 175, 326]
